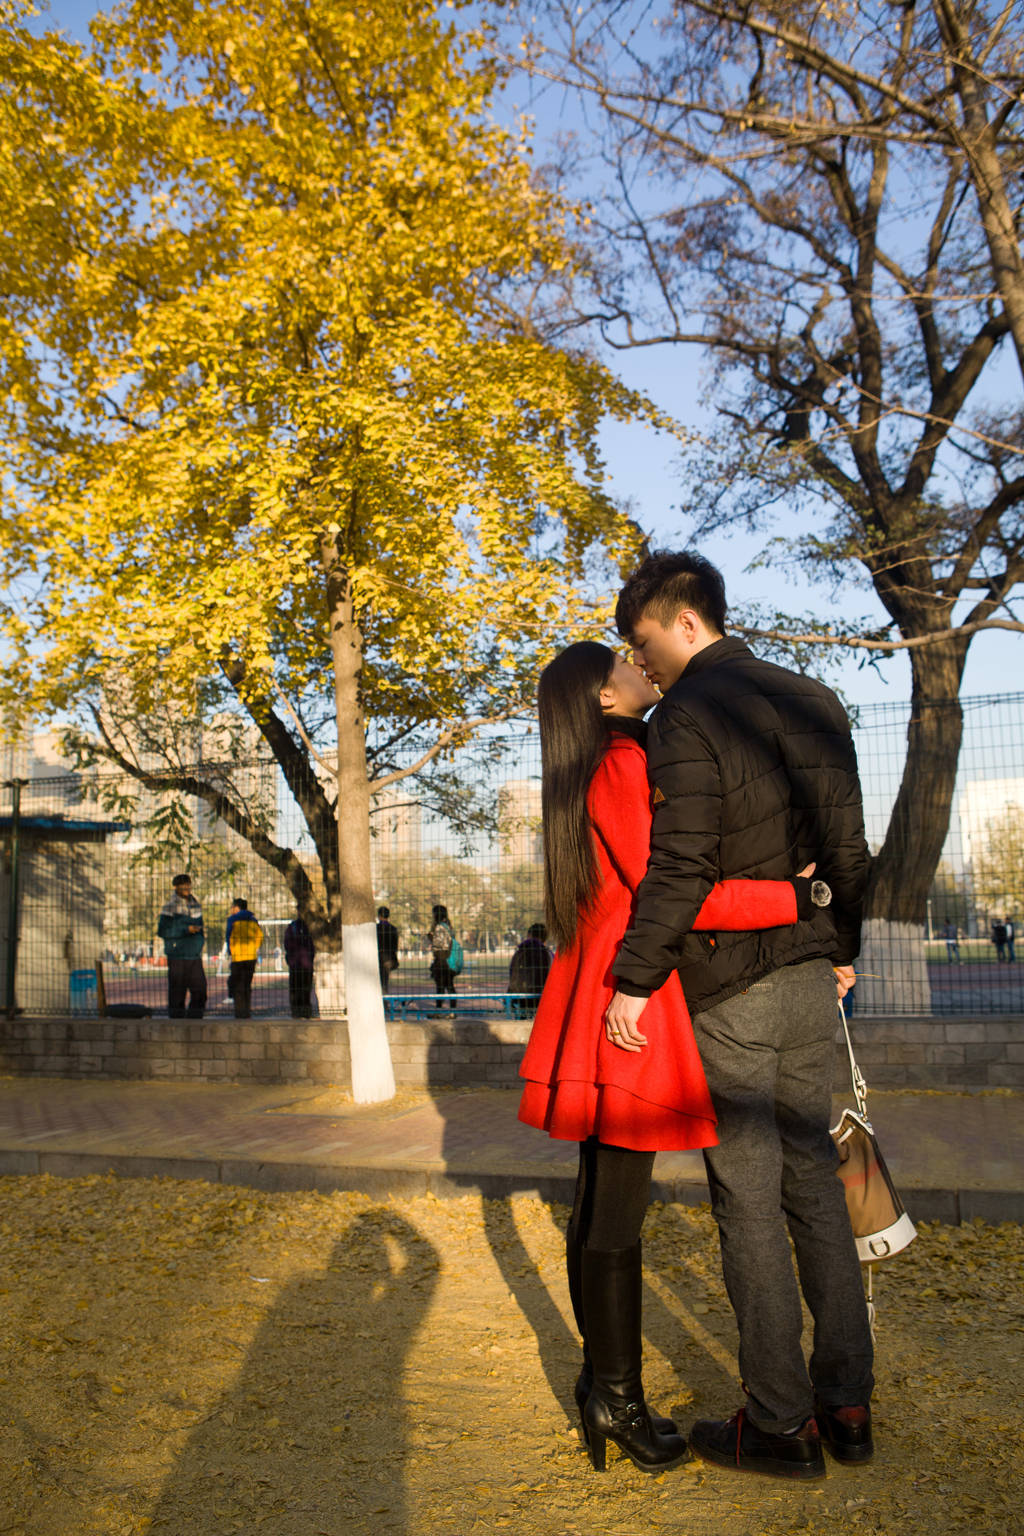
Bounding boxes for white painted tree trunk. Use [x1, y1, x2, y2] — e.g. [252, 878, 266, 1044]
[343, 920, 396, 1103]
[322, 540, 397, 1105]
[853, 918, 932, 1016]
[314, 947, 346, 1016]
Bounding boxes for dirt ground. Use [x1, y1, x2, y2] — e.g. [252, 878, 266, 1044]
[0, 1173, 1021, 1536]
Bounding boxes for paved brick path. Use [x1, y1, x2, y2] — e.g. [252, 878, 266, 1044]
[0, 1075, 1020, 1221]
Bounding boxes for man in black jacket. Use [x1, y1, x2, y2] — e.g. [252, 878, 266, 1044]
[605, 551, 873, 1480]
[376, 906, 400, 993]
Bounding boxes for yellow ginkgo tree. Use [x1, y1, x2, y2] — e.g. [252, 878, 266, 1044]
[0, 0, 663, 1098]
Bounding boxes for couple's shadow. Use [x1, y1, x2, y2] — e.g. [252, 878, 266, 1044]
[427, 1021, 738, 1433]
[145, 1030, 735, 1533]
[147, 1207, 438, 1535]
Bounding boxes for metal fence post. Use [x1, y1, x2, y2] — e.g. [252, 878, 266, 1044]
[4, 778, 24, 1016]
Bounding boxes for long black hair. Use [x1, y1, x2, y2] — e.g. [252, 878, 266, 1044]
[538, 641, 616, 950]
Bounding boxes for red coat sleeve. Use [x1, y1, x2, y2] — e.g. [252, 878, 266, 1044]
[695, 879, 797, 931]
[589, 741, 797, 930]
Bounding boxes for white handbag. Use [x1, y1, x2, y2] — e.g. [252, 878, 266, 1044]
[831, 1004, 916, 1258]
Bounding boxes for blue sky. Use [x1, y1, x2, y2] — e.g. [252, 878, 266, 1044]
[29, 0, 1022, 707]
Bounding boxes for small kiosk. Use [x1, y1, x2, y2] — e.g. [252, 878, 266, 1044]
[0, 812, 129, 1015]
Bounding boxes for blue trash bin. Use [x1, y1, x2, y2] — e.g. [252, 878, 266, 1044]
[69, 968, 98, 1016]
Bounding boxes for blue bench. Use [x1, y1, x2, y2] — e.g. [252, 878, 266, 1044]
[382, 992, 539, 1021]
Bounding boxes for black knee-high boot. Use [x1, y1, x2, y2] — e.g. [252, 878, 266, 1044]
[580, 1244, 690, 1473]
[566, 1223, 677, 1440]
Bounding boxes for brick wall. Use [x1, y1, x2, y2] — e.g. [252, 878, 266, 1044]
[387, 1017, 531, 1085]
[0, 1016, 351, 1084]
[0, 1013, 1020, 1089]
[0, 1013, 535, 1087]
[837, 1016, 1023, 1089]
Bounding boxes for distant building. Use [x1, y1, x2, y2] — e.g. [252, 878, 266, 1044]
[959, 776, 1024, 915]
[1, 726, 85, 816]
[498, 778, 542, 866]
[0, 713, 276, 852]
[959, 777, 1024, 869]
[370, 788, 423, 865]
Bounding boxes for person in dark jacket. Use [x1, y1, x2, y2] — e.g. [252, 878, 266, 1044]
[283, 910, 315, 1018]
[157, 873, 206, 1019]
[605, 550, 873, 1481]
[507, 923, 552, 1017]
[376, 906, 400, 993]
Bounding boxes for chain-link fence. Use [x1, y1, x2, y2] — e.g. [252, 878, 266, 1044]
[846, 690, 1024, 1014]
[2, 691, 1022, 1017]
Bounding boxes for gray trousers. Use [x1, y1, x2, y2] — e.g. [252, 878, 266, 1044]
[692, 958, 874, 1433]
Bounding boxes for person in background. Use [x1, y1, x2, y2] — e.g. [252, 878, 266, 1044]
[941, 917, 961, 965]
[376, 906, 400, 993]
[283, 908, 316, 1018]
[226, 898, 263, 1019]
[1004, 916, 1015, 963]
[428, 903, 457, 1010]
[157, 873, 206, 1019]
[507, 922, 553, 1017]
[991, 918, 1008, 962]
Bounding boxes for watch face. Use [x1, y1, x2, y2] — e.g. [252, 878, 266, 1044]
[811, 880, 832, 907]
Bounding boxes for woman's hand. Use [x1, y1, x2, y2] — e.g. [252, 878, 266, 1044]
[797, 863, 816, 878]
[604, 991, 649, 1051]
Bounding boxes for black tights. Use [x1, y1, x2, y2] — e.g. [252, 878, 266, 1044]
[569, 1137, 656, 1252]
[432, 964, 456, 1011]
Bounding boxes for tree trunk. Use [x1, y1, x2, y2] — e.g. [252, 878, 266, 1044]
[323, 536, 396, 1103]
[315, 948, 347, 1016]
[857, 635, 969, 1014]
[933, 0, 1024, 388]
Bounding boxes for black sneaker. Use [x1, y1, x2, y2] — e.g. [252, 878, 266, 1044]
[689, 1407, 826, 1480]
[815, 1402, 873, 1463]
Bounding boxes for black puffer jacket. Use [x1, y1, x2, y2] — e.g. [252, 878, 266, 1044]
[612, 638, 869, 1014]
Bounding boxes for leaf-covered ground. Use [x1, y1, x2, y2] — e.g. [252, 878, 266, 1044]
[0, 1174, 1020, 1536]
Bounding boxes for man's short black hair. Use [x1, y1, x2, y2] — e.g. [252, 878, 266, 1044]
[615, 550, 727, 638]
[232, 897, 248, 910]
[172, 873, 192, 888]
[377, 905, 390, 919]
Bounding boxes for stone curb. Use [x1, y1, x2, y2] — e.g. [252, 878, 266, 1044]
[1, 1144, 1021, 1224]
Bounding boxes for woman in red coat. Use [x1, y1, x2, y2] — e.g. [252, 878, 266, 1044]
[519, 642, 818, 1475]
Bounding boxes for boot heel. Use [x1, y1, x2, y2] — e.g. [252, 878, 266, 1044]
[580, 1244, 691, 1475]
[574, 1370, 592, 1448]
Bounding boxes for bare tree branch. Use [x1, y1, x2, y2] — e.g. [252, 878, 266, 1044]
[737, 616, 1024, 653]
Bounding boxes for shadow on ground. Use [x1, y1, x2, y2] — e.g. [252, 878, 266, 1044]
[148, 1207, 439, 1536]
[428, 1025, 740, 1437]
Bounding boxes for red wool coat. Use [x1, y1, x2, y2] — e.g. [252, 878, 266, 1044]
[518, 732, 799, 1151]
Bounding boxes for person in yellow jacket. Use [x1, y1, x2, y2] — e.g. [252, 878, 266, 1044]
[226, 897, 263, 1019]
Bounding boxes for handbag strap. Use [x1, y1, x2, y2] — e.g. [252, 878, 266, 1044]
[837, 996, 877, 1332]
[837, 996, 869, 1117]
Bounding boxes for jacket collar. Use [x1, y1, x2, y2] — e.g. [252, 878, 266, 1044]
[668, 634, 752, 687]
[604, 714, 648, 746]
